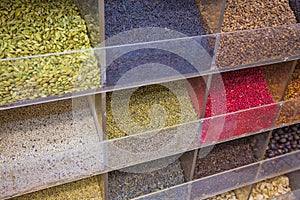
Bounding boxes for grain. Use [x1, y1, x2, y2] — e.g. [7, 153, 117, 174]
[105, 0, 205, 39]
[206, 191, 238, 200]
[216, 0, 299, 68]
[276, 61, 300, 125]
[284, 61, 300, 101]
[104, 0, 211, 87]
[0, 97, 103, 198]
[0, 0, 100, 106]
[106, 80, 197, 139]
[12, 176, 103, 200]
[193, 137, 258, 179]
[222, 0, 296, 32]
[0, 97, 98, 163]
[249, 175, 292, 200]
[108, 159, 184, 200]
[195, 0, 224, 34]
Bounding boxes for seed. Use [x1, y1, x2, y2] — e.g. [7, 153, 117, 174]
[0, 0, 100, 107]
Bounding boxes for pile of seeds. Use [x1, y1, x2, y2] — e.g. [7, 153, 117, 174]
[108, 159, 185, 200]
[216, 0, 298, 68]
[0, 98, 98, 162]
[189, 67, 276, 144]
[0, 98, 102, 198]
[207, 175, 293, 200]
[193, 137, 258, 179]
[206, 191, 238, 200]
[104, 0, 210, 87]
[265, 124, 300, 158]
[0, 0, 100, 106]
[249, 175, 292, 200]
[106, 80, 197, 139]
[74, 0, 102, 47]
[276, 62, 300, 125]
[12, 176, 104, 200]
[195, 0, 224, 34]
[284, 62, 300, 100]
[105, 48, 211, 87]
[105, 0, 205, 39]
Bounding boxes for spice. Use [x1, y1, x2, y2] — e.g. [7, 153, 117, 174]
[216, 0, 298, 68]
[12, 176, 104, 200]
[195, 0, 224, 34]
[0, 97, 102, 198]
[284, 61, 300, 101]
[105, 0, 205, 39]
[108, 159, 185, 200]
[104, 0, 211, 87]
[265, 124, 300, 159]
[193, 137, 258, 179]
[0, 0, 100, 107]
[191, 67, 277, 144]
[249, 175, 292, 200]
[105, 48, 211, 87]
[276, 62, 300, 125]
[106, 80, 197, 139]
[0, 97, 98, 162]
[206, 191, 238, 200]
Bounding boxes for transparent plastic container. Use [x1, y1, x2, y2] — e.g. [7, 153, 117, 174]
[0, 97, 104, 199]
[11, 175, 105, 200]
[271, 170, 300, 200]
[133, 150, 300, 200]
[1, 25, 299, 110]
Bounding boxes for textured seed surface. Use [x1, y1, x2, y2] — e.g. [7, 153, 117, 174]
[277, 62, 300, 125]
[194, 67, 276, 144]
[195, 0, 224, 34]
[216, 0, 299, 68]
[249, 175, 292, 200]
[105, 0, 205, 39]
[0, 0, 100, 107]
[12, 176, 103, 200]
[265, 123, 300, 159]
[0, 97, 98, 163]
[0, 97, 102, 198]
[193, 136, 258, 179]
[108, 159, 185, 200]
[106, 80, 197, 139]
[284, 61, 300, 101]
[222, 0, 296, 32]
[206, 191, 238, 200]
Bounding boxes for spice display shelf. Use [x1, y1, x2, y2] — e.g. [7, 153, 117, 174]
[0, 24, 299, 111]
[133, 150, 300, 200]
[2, 0, 300, 199]
[2, 98, 300, 199]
